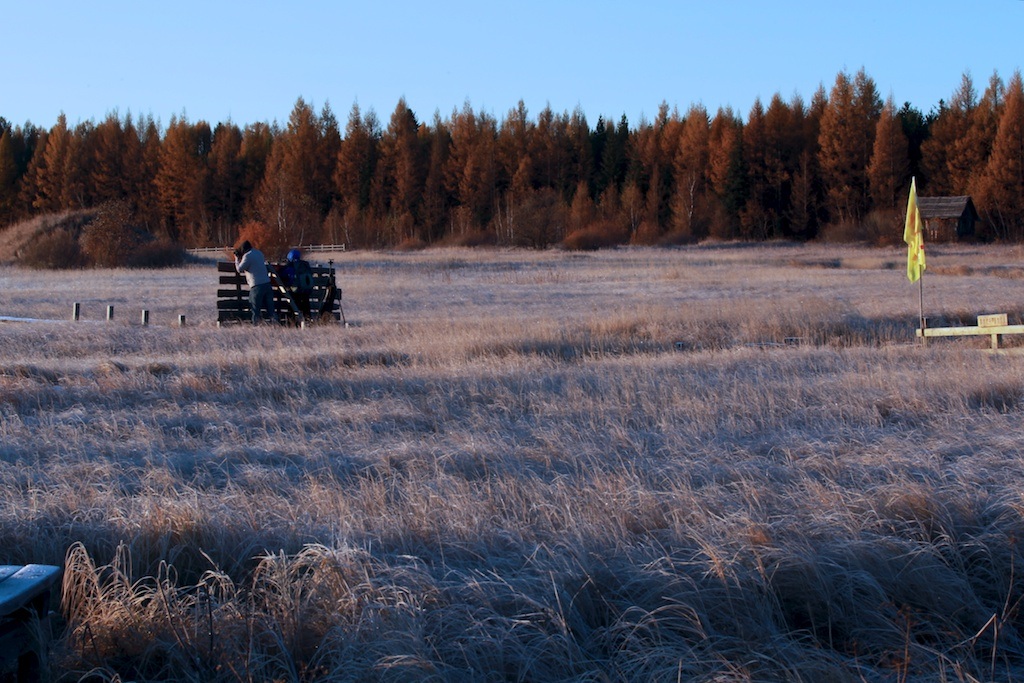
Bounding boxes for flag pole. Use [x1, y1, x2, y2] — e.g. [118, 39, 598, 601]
[904, 176, 927, 343]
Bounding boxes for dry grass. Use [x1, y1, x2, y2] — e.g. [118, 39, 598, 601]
[3, 243, 1024, 681]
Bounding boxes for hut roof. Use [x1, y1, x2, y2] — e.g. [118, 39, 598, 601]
[917, 196, 977, 220]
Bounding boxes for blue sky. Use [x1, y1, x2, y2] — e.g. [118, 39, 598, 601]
[3, 1, 1021, 130]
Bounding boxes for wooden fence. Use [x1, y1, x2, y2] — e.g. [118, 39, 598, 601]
[216, 261, 343, 326]
[189, 244, 346, 257]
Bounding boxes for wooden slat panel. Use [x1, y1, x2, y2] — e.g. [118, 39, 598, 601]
[217, 301, 250, 312]
[0, 565, 60, 616]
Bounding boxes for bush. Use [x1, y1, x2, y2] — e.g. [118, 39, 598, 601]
[562, 220, 628, 251]
[81, 200, 146, 267]
[817, 219, 865, 243]
[236, 220, 291, 261]
[19, 229, 86, 269]
[394, 236, 428, 251]
[125, 240, 187, 268]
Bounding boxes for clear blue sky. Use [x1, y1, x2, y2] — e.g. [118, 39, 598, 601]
[3, 0, 1021, 131]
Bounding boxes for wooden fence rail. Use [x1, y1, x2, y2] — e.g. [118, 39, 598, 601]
[189, 244, 346, 256]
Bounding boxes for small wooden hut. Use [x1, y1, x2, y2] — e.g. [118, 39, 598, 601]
[917, 196, 979, 242]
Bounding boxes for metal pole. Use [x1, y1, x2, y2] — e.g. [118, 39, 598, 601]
[72, 303, 81, 321]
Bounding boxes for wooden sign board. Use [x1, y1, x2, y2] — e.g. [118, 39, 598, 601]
[978, 314, 1008, 328]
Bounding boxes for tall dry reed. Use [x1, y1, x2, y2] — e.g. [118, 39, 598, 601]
[2, 244, 1024, 680]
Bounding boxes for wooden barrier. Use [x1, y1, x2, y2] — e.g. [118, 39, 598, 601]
[0, 564, 61, 682]
[216, 261, 343, 326]
[917, 313, 1024, 350]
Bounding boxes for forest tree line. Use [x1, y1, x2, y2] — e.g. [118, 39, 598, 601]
[1, 67, 1024, 256]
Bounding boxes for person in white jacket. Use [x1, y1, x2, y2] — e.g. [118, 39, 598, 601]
[233, 240, 278, 324]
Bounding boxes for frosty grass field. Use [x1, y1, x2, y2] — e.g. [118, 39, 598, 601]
[3, 242, 1024, 681]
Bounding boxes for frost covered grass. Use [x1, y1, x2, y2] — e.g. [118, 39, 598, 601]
[3, 243, 1024, 680]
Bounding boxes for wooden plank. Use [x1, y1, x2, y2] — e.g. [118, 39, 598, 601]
[217, 289, 249, 299]
[217, 261, 238, 273]
[219, 275, 248, 286]
[217, 300, 250, 312]
[919, 324, 1024, 338]
[0, 565, 60, 616]
[979, 313, 1008, 328]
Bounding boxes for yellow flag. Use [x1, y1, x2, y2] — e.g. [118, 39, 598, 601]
[904, 177, 926, 282]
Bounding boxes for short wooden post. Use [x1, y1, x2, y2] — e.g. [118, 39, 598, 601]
[141, 310, 150, 326]
[106, 305, 115, 321]
[72, 303, 81, 321]
[178, 314, 186, 327]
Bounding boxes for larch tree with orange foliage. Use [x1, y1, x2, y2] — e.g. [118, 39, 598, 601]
[670, 104, 710, 240]
[867, 97, 910, 212]
[921, 72, 977, 196]
[976, 71, 1024, 240]
[154, 116, 211, 245]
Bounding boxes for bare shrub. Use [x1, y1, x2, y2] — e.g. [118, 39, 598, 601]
[80, 200, 145, 267]
[125, 239, 187, 268]
[18, 228, 86, 269]
[817, 218, 865, 243]
[394, 236, 428, 251]
[562, 219, 628, 251]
